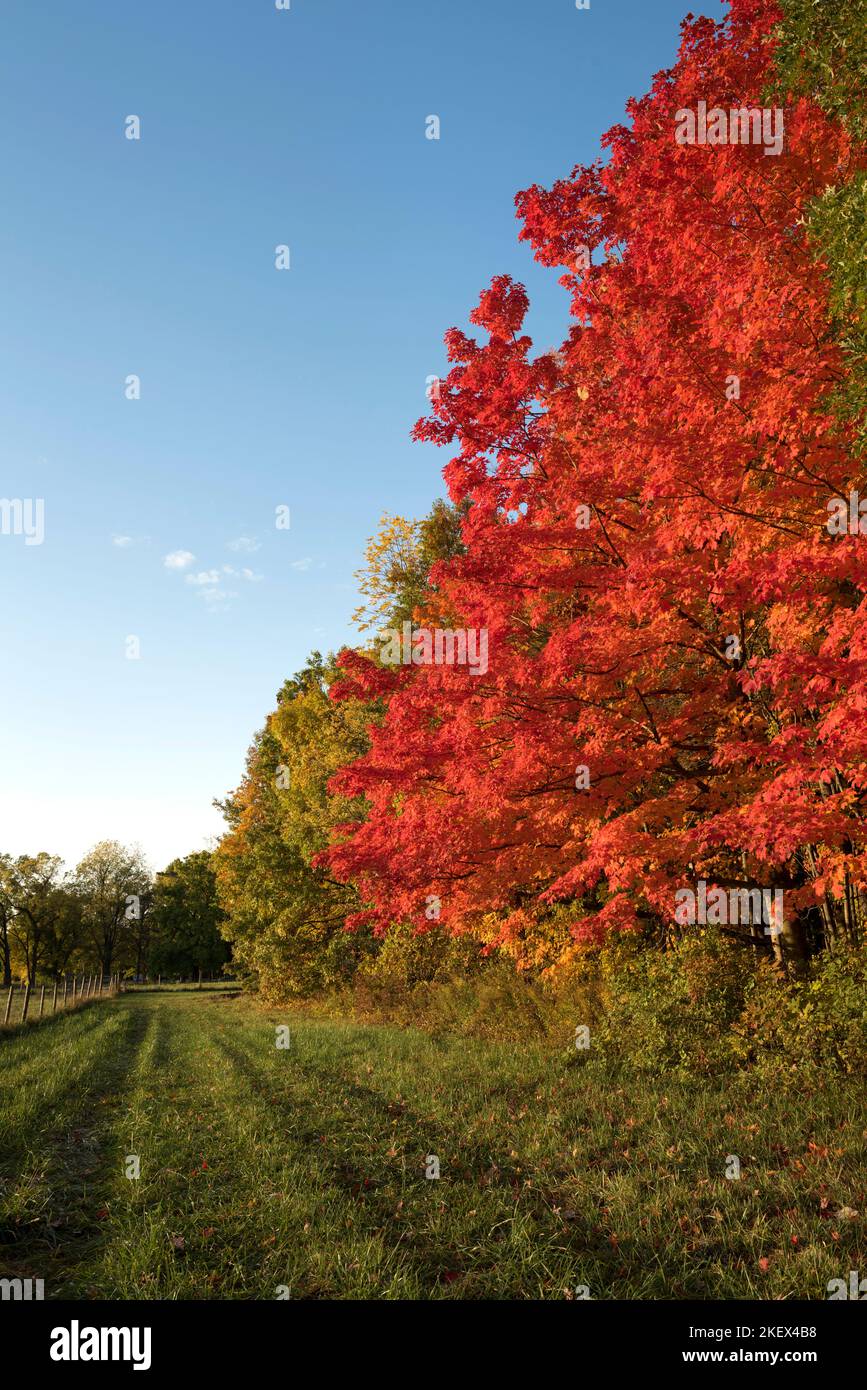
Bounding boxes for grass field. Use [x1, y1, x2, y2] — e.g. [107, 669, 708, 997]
[0, 989, 863, 1300]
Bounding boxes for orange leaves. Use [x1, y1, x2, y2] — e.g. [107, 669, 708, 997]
[319, 0, 867, 966]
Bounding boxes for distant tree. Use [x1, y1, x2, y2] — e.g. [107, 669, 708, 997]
[75, 841, 151, 978]
[0, 854, 14, 986]
[3, 853, 67, 984]
[148, 851, 229, 978]
[38, 889, 85, 980]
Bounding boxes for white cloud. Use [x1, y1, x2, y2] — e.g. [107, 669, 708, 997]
[289, 557, 313, 571]
[112, 534, 134, 548]
[164, 549, 195, 570]
[182, 564, 261, 605]
[227, 536, 261, 553]
[198, 587, 237, 606]
[221, 565, 263, 582]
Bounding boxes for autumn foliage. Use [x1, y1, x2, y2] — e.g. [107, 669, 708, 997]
[318, 0, 867, 973]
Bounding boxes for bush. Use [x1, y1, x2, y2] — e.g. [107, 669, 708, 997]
[737, 945, 867, 1079]
[592, 929, 757, 1076]
[587, 932, 867, 1080]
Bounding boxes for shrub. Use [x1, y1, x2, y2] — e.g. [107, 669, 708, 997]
[737, 944, 867, 1079]
[593, 930, 761, 1076]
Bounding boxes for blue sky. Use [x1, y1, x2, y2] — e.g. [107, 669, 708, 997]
[0, 0, 709, 872]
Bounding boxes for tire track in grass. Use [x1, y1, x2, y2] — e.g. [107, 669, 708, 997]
[69, 994, 207, 1297]
[96, 1005, 425, 1298]
[0, 1007, 122, 1134]
[0, 1005, 137, 1179]
[0, 999, 151, 1292]
[205, 1023, 447, 1296]
[204, 1012, 586, 1298]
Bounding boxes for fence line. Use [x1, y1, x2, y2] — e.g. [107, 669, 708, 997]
[0, 973, 121, 1031]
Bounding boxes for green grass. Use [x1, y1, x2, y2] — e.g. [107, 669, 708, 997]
[0, 990, 863, 1299]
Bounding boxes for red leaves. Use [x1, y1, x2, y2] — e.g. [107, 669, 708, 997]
[322, 0, 867, 968]
[469, 275, 530, 339]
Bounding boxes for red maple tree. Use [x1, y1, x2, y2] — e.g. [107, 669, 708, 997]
[321, 0, 865, 972]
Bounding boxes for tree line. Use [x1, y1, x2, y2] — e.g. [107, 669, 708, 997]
[0, 843, 228, 987]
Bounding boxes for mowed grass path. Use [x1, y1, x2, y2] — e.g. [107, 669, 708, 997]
[0, 990, 863, 1299]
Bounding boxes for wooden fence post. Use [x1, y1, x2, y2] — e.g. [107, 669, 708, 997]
[52, 981, 58, 1013]
[21, 983, 31, 1023]
[3, 985, 13, 1025]
[38, 985, 46, 1018]
[63, 976, 69, 1008]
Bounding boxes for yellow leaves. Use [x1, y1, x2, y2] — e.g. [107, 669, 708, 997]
[352, 512, 421, 634]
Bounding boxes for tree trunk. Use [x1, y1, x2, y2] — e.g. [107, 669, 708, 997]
[0, 924, 10, 988]
[781, 911, 809, 979]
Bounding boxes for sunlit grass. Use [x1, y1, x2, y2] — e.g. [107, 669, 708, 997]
[0, 991, 863, 1299]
